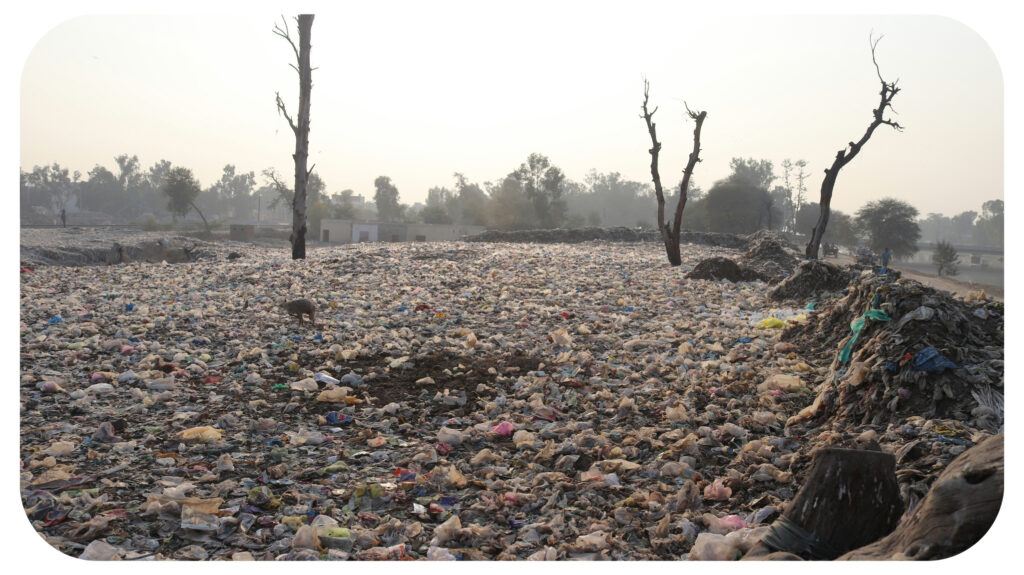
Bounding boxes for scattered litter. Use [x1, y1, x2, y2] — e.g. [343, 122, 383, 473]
[19, 229, 1001, 560]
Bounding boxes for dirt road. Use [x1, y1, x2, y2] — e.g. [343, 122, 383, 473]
[828, 254, 1003, 301]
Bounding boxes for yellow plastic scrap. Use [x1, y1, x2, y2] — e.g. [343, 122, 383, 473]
[176, 426, 223, 442]
[756, 317, 786, 329]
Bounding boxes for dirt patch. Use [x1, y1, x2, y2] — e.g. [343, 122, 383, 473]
[334, 352, 543, 417]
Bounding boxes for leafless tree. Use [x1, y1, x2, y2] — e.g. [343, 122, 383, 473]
[806, 34, 903, 260]
[641, 79, 707, 266]
[274, 14, 315, 260]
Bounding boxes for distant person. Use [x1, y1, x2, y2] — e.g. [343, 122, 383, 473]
[60, 208, 66, 228]
[881, 247, 892, 273]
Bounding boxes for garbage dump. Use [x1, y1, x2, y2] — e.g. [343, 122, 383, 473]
[685, 257, 765, 283]
[18, 228, 1003, 561]
[466, 226, 750, 249]
[782, 272, 1004, 432]
[767, 260, 860, 304]
[738, 231, 801, 285]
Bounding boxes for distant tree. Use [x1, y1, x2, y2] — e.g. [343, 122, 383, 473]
[373, 176, 401, 222]
[163, 166, 209, 232]
[273, 13, 315, 260]
[829, 211, 860, 251]
[973, 199, 1003, 247]
[797, 202, 858, 248]
[703, 180, 768, 234]
[806, 35, 902, 259]
[81, 165, 119, 216]
[566, 213, 586, 229]
[21, 163, 80, 222]
[307, 199, 332, 239]
[769, 186, 794, 232]
[262, 167, 292, 208]
[587, 210, 601, 227]
[795, 202, 820, 237]
[794, 159, 809, 216]
[566, 171, 652, 229]
[951, 210, 978, 244]
[114, 154, 144, 218]
[421, 204, 452, 224]
[918, 212, 951, 243]
[334, 189, 357, 220]
[854, 197, 920, 259]
[453, 173, 488, 226]
[307, 172, 326, 205]
[210, 164, 257, 220]
[680, 197, 708, 232]
[485, 174, 533, 229]
[425, 185, 454, 222]
[640, 79, 707, 266]
[932, 240, 960, 277]
[143, 159, 173, 216]
[780, 159, 795, 229]
[513, 153, 567, 228]
[727, 158, 776, 190]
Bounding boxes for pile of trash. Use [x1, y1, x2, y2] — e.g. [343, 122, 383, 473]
[782, 273, 1004, 432]
[466, 227, 751, 250]
[685, 257, 765, 283]
[768, 260, 858, 303]
[20, 228, 219, 268]
[18, 231, 1003, 561]
[738, 231, 800, 285]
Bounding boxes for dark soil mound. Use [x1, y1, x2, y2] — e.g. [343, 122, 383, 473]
[686, 257, 765, 282]
[768, 260, 859, 303]
[738, 231, 801, 285]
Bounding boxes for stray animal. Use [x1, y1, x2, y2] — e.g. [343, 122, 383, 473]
[280, 299, 316, 325]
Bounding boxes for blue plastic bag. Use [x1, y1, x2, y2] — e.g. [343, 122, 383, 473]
[913, 347, 958, 373]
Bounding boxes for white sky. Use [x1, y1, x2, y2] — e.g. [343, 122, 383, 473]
[15, 2, 1008, 218]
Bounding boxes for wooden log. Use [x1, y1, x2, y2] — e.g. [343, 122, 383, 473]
[838, 433, 1003, 560]
[744, 447, 902, 560]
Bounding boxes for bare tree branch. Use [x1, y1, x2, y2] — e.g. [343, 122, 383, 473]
[272, 16, 300, 64]
[640, 78, 667, 246]
[805, 33, 903, 260]
[275, 92, 298, 134]
[641, 78, 706, 266]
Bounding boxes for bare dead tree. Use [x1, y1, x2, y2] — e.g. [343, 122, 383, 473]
[274, 14, 315, 260]
[641, 79, 707, 266]
[806, 34, 903, 260]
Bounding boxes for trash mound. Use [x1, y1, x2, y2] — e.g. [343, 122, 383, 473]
[686, 257, 765, 283]
[782, 273, 1004, 431]
[19, 234, 1001, 561]
[20, 228, 219, 267]
[466, 227, 750, 249]
[767, 260, 859, 303]
[739, 232, 800, 284]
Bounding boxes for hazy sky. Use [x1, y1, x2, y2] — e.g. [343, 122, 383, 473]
[15, 4, 1009, 218]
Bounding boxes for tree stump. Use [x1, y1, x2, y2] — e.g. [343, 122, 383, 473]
[744, 447, 902, 560]
[837, 433, 1003, 560]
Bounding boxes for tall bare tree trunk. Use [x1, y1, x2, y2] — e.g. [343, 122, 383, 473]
[275, 14, 315, 260]
[806, 34, 902, 260]
[641, 80, 706, 267]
